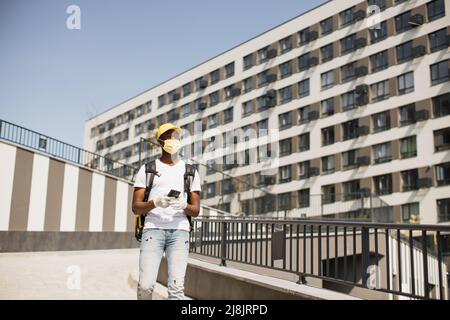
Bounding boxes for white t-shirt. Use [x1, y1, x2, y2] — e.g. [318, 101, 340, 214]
[133, 159, 201, 231]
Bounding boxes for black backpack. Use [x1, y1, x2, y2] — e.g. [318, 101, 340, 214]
[134, 160, 196, 242]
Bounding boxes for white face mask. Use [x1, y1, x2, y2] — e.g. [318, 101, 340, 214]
[162, 139, 181, 154]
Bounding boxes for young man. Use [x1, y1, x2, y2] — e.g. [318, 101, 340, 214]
[132, 123, 201, 300]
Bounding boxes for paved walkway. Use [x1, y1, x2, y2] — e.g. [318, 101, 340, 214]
[0, 249, 172, 300]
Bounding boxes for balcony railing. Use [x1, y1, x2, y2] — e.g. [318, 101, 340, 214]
[190, 217, 450, 300]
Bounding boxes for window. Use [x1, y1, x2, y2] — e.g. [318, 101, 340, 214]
[279, 61, 292, 79]
[158, 95, 165, 108]
[430, 60, 450, 85]
[243, 54, 253, 70]
[179, 104, 190, 118]
[258, 46, 270, 63]
[182, 83, 191, 97]
[371, 80, 390, 102]
[299, 105, 311, 123]
[396, 41, 414, 63]
[341, 34, 357, 55]
[225, 62, 235, 78]
[257, 119, 268, 137]
[194, 98, 203, 112]
[298, 52, 310, 71]
[279, 86, 293, 104]
[340, 7, 355, 28]
[373, 142, 392, 164]
[368, 0, 386, 11]
[399, 103, 416, 125]
[322, 185, 336, 204]
[321, 98, 335, 117]
[434, 127, 450, 152]
[341, 62, 356, 82]
[437, 198, 450, 222]
[374, 174, 393, 195]
[298, 79, 310, 98]
[222, 179, 234, 194]
[298, 27, 310, 46]
[343, 180, 361, 200]
[207, 113, 219, 129]
[370, 50, 388, 72]
[398, 72, 415, 94]
[209, 91, 219, 106]
[299, 161, 311, 179]
[321, 70, 335, 90]
[210, 69, 220, 84]
[298, 189, 310, 208]
[341, 91, 356, 111]
[257, 70, 269, 87]
[321, 43, 334, 63]
[395, 11, 412, 34]
[436, 162, 450, 186]
[279, 166, 292, 183]
[401, 169, 419, 191]
[400, 136, 417, 159]
[243, 77, 253, 93]
[343, 150, 358, 169]
[369, 21, 387, 45]
[280, 36, 293, 53]
[322, 126, 335, 146]
[342, 120, 358, 140]
[322, 155, 335, 174]
[299, 133, 310, 152]
[429, 28, 448, 52]
[433, 93, 450, 118]
[280, 138, 292, 157]
[321, 17, 333, 35]
[195, 77, 206, 91]
[224, 85, 233, 100]
[402, 203, 419, 223]
[373, 111, 390, 132]
[427, 0, 445, 22]
[206, 182, 216, 198]
[223, 107, 233, 124]
[278, 192, 292, 210]
[156, 114, 164, 125]
[242, 101, 253, 117]
[279, 111, 293, 130]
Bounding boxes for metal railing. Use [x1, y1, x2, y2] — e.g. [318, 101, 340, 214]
[0, 119, 137, 180]
[189, 217, 450, 300]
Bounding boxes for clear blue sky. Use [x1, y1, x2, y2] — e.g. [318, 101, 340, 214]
[0, 0, 326, 148]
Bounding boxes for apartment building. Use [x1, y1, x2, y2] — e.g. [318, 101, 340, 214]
[84, 0, 450, 228]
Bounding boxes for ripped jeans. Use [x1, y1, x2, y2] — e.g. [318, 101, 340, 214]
[137, 228, 190, 300]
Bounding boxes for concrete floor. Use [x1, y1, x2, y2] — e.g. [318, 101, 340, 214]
[0, 249, 171, 300]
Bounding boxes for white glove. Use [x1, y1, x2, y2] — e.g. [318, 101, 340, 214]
[168, 197, 187, 210]
[152, 196, 171, 208]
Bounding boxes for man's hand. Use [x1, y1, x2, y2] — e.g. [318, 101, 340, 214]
[168, 197, 187, 210]
[153, 196, 171, 208]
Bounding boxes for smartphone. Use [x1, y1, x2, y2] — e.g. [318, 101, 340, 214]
[167, 189, 181, 198]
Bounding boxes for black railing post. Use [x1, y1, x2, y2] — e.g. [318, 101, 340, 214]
[220, 222, 227, 266]
[361, 226, 370, 287]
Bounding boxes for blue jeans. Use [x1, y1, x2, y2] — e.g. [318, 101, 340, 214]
[137, 228, 190, 300]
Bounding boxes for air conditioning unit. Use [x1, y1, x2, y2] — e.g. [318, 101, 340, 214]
[415, 109, 430, 121]
[199, 79, 208, 89]
[413, 45, 426, 58]
[357, 156, 370, 166]
[355, 84, 369, 95]
[267, 49, 278, 59]
[172, 93, 180, 101]
[409, 14, 424, 27]
[355, 37, 367, 49]
[306, 30, 318, 42]
[353, 10, 366, 22]
[356, 95, 369, 106]
[199, 102, 207, 110]
[266, 73, 277, 83]
[418, 177, 432, 188]
[308, 110, 319, 120]
[357, 125, 370, 136]
[308, 167, 320, 177]
[230, 88, 242, 97]
[308, 57, 319, 67]
[356, 66, 368, 77]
